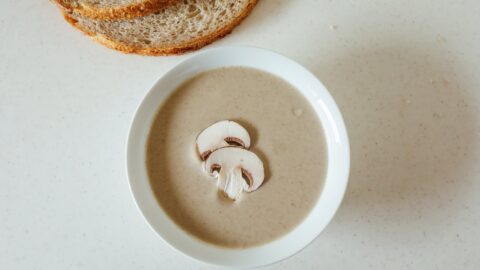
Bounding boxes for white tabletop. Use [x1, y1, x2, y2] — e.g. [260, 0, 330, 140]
[1, 1, 479, 269]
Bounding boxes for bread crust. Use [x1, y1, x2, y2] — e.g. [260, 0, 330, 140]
[55, 0, 174, 19]
[63, 0, 257, 56]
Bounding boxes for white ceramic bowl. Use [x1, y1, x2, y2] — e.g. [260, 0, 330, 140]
[127, 46, 350, 268]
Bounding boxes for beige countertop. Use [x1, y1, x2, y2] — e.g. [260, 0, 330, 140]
[1, 0, 479, 269]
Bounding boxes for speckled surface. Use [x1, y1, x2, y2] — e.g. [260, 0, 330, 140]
[1, 0, 479, 269]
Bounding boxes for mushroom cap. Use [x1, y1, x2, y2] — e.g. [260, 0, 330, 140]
[205, 147, 265, 196]
[196, 120, 251, 160]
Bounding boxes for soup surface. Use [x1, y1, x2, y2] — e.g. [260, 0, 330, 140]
[146, 67, 327, 248]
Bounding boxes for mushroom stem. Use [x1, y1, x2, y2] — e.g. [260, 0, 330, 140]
[216, 167, 244, 200]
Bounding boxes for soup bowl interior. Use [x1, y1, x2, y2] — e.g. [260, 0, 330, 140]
[127, 46, 350, 268]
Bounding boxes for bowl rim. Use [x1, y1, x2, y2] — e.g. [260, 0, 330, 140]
[126, 46, 350, 268]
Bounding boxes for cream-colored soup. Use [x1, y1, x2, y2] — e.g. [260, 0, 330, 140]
[146, 67, 327, 248]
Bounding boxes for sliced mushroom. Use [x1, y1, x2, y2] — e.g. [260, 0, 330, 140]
[205, 147, 264, 200]
[196, 120, 251, 160]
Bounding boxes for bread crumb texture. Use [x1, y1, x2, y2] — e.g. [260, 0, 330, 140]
[64, 0, 257, 55]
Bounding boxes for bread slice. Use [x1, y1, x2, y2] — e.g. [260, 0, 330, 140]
[64, 0, 257, 56]
[55, 0, 174, 19]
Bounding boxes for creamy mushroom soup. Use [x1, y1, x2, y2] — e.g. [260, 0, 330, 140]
[146, 67, 327, 248]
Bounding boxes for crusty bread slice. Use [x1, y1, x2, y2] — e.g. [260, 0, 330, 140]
[55, 0, 174, 19]
[64, 0, 257, 56]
